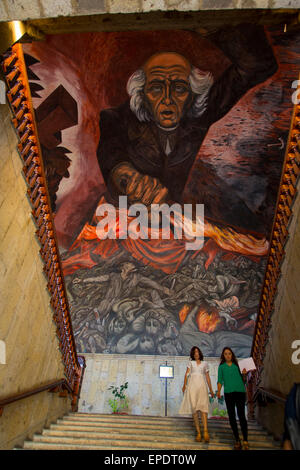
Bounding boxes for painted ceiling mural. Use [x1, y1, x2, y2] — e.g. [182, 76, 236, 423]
[23, 25, 300, 357]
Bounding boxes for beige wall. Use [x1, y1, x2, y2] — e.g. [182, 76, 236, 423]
[79, 354, 227, 417]
[0, 0, 299, 23]
[256, 177, 300, 439]
[0, 102, 72, 450]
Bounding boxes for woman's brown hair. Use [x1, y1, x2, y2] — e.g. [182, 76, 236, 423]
[220, 347, 239, 367]
[190, 346, 203, 361]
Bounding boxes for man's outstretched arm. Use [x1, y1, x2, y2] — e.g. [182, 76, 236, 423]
[204, 23, 278, 125]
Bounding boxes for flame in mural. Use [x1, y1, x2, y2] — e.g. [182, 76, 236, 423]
[179, 304, 221, 334]
[204, 222, 269, 257]
[196, 308, 221, 334]
[62, 195, 269, 276]
[179, 304, 191, 324]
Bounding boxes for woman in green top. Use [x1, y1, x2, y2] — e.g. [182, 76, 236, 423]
[217, 347, 249, 450]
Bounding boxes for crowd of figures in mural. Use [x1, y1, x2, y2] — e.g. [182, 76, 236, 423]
[64, 249, 266, 357]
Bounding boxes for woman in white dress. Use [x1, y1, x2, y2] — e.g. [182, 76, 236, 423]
[179, 346, 214, 442]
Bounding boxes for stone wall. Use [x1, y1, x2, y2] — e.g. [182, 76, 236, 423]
[256, 177, 300, 440]
[0, 0, 299, 23]
[79, 354, 227, 417]
[0, 102, 72, 450]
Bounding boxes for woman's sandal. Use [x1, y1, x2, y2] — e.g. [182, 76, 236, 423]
[195, 432, 202, 442]
[242, 441, 249, 450]
[203, 430, 210, 443]
[234, 440, 242, 450]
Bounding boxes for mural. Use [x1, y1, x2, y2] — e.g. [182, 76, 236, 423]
[23, 24, 300, 357]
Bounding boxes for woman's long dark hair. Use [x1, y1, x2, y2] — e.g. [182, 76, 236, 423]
[220, 347, 239, 367]
[190, 346, 203, 361]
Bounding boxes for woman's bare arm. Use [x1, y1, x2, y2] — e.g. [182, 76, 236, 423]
[182, 367, 190, 393]
[205, 372, 214, 396]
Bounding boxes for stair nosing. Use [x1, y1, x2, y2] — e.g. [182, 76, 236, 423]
[50, 423, 273, 439]
[32, 433, 278, 449]
[42, 429, 277, 445]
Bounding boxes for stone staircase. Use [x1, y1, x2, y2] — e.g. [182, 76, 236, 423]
[16, 412, 280, 450]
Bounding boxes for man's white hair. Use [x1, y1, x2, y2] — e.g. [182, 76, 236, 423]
[126, 66, 214, 122]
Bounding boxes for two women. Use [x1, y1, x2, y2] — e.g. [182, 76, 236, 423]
[180, 345, 249, 449]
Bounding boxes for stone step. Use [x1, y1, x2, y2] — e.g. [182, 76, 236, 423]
[23, 440, 231, 451]
[62, 414, 264, 430]
[41, 428, 276, 447]
[57, 420, 265, 435]
[57, 422, 266, 437]
[20, 412, 279, 450]
[51, 422, 273, 439]
[73, 412, 261, 425]
[72, 412, 211, 423]
[73, 413, 191, 422]
[72, 412, 262, 428]
[28, 434, 273, 450]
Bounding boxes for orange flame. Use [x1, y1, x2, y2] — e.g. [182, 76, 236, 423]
[196, 308, 221, 334]
[179, 304, 191, 324]
[204, 221, 269, 256]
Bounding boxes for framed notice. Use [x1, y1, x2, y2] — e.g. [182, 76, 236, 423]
[159, 365, 174, 379]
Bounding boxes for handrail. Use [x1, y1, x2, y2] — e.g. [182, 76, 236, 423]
[254, 386, 287, 404]
[0, 44, 87, 415]
[0, 379, 73, 416]
[249, 80, 300, 405]
[0, 44, 84, 404]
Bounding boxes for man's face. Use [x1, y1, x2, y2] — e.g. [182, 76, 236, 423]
[143, 53, 192, 129]
[145, 317, 160, 335]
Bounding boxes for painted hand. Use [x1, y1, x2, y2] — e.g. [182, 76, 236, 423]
[111, 162, 169, 205]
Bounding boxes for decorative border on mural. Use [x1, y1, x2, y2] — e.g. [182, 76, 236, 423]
[0, 44, 85, 410]
[249, 80, 300, 413]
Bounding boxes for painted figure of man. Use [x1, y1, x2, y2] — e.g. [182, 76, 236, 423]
[97, 24, 277, 232]
[74, 261, 171, 318]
